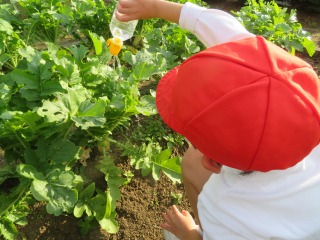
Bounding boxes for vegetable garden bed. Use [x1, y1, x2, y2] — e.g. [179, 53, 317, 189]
[0, 0, 319, 239]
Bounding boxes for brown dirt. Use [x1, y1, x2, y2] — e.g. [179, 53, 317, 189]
[11, 1, 320, 240]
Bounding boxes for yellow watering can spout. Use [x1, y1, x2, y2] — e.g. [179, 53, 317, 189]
[106, 37, 123, 56]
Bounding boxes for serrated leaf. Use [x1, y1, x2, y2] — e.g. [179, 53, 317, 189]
[131, 62, 160, 81]
[37, 99, 69, 122]
[61, 88, 87, 116]
[35, 139, 80, 166]
[72, 99, 107, 129]
[136, 95, 157, 116]
[11, 69, 38, 89]
[40, 80, 64, 97]
[68, 45, 88, 63]
[151, 149, 182, 183]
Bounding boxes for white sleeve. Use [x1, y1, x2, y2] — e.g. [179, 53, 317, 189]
[179, 2, 255, 48]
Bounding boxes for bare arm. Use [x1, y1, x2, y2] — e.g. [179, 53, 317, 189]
[115, 0, 183, 24]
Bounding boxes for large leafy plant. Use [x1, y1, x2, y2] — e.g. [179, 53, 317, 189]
[233, 0, 316, 56]
[0, 0, 197, 235]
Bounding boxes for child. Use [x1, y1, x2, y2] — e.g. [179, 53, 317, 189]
[116, 0, 320, 239]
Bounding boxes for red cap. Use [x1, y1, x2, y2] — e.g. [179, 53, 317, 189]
[156, 36, 320, 172]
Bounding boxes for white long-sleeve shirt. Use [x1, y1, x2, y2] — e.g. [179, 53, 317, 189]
[179, 2, 254, 48]
[178, 2, 320, 240]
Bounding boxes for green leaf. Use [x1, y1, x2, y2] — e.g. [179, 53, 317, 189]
[18, 46, 36, 61]
[30, 172, 79, 216]
[105, 189, 112, 218]
[11, 69, 38, 89]
[37, 99, 69, 122]
[40, 80, 64, 97]
[72, 99, 107, 129]
[74, 202, 86, 218]
[37, 87, 89, 122]
[30, 179, 50, 202]
[290, 39, 304, 52]
[35, 139, 80, 166]
[152, 149, 182, 183]
[131, 62, 160, 81]
[17, 164, 45, 181]
[60, 88, 88, 116]
[0, 83, 11, 110]
[0, 19, 13, 35]
[98, 213, 119, 234]
[0, 54, 10, 68]
[0, 218, 18, 240]
[58, 171, 76, 188]
[108, 185, 121, 212]
[45, 187, 78, 216]
[79, 183, 96, 200]
[0, 165, 16, 185]
[303, 37, 316, 57]
[136, 95, 157, 116]
[68, 45, 88, 63]
[89, 31, 102, 55]
[87, 193, 106, 220]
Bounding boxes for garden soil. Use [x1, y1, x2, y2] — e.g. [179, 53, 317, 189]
[4, 0, 320, 239]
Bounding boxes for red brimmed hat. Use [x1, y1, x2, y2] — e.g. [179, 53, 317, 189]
[156, 36, 320, 172]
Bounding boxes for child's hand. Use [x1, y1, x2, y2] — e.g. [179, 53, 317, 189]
[160, 205, 202, 240]
[115, 0, 158, 21]
[115, 0, 183, 24]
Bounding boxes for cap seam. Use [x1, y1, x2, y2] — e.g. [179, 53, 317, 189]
[247, 77, 271, 170]
[182, 75, 269, 134]
[246, 37, 273, 170]
[271, 69, 320, 124]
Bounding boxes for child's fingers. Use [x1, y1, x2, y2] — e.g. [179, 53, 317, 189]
[162, 212, 173, 225]
[159, 221, 171, 230]
[181, 209, 192, 218]
[118, 0, 132, 8]
[171, 205, 183, 217]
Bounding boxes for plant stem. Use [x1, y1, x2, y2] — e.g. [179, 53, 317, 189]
[13, 131, 27, 149]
